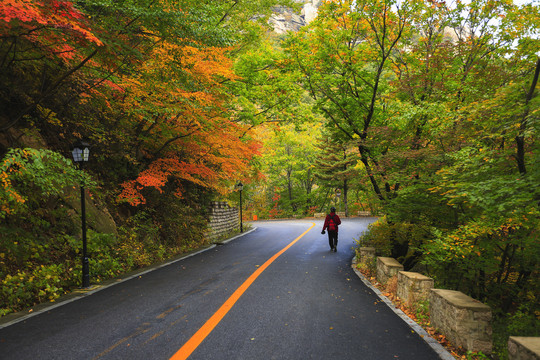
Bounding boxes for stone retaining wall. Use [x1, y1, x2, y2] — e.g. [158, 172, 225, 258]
[376, 257, 404, 285]
[508, 337, 540, 360]
[206, 201, 239, 242]
[430, 289, 492, 355]
[362, 254, 538, 357]
[397, 271, 434, 304]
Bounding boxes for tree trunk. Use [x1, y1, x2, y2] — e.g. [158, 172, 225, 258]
[515, 58, 540, 174]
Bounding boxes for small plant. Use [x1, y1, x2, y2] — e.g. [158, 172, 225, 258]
[466, 350, 489, 360]
[385, 275, 398, 296]
[412, 299, 430, 327]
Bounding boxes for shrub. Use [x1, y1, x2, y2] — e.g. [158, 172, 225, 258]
[0, 264, 66, 315]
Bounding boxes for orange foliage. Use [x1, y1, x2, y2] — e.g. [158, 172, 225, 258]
[116, 40, 257, 205]
[0, 0, 102, 62]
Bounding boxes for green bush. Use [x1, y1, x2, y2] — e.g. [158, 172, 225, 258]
[0, 148, 94, 219]
[1, 152, 215, 316]
[355, 217, 430, 270]
[0, 264, 66, 315]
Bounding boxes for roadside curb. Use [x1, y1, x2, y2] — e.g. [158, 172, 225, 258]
[0, 228, 257, 330]
[351, 258, 455, 360]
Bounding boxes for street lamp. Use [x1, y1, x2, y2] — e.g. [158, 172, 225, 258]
[236, 181, 244, 233]
[72, 140, 90, 288]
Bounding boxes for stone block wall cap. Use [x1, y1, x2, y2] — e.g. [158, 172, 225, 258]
[378, 257, 403, 267]
[398, 271, 432, 280]
[431, 289, 491, 311]
[509, 337, 540, 354]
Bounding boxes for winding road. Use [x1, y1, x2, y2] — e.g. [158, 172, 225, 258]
[0, 219, 444, 359]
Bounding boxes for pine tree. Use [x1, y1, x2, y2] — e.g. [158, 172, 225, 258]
[313, 135, 358, 216]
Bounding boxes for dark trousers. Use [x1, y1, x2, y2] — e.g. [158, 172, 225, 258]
[328, 231, 338, 249]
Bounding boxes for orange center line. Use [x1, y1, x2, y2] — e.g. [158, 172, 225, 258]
[170, 223, 316, 360]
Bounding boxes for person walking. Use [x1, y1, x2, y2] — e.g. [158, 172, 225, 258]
[321, 207, 341, 252]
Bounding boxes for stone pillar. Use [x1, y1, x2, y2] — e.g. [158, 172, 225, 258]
[430, 289, 492, 355]
[376, 257, 404, 285]
[396, 271, 434, 304]
[508, 337, 540, 360]
[358, 247, 376, 264]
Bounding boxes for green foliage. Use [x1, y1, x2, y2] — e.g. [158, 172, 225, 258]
[0, 209, 210, 316]
[0, 148, 95, 218]
[492, 299, 540, 360]
[412, 299, 430, 327]
[356, 217, 430, 269]
[465, 351, 489, 360]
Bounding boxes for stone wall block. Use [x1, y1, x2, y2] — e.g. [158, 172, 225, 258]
[205, 202, 240, 241]
[508, 337, 540, 360]
[376, 257, 404, 285]
[429, 289, 492, 355]
[396, 271, 434, 304]
[358, 247, 376, 264]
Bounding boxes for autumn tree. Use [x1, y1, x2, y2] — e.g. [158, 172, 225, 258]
[0, 0, 301, 314]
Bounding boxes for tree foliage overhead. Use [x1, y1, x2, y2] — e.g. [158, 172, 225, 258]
[0, 0, 296, 315]
[276, 0, 540, 331]
[0, 0, 300, 203]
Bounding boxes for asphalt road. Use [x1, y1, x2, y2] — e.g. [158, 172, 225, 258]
[0, 218, 443, 360]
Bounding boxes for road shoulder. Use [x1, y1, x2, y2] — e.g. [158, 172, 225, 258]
[0, 228, 257, 329]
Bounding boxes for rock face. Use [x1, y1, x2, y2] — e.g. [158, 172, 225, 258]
[63, 186, 117, 235]
[269, 0, 321, 34]
[270, 6, 306, 33]
[303, 0, 322, 23]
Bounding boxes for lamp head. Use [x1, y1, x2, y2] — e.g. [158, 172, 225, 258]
[236, 181, 244, 191]
[72, 140, 90, 162]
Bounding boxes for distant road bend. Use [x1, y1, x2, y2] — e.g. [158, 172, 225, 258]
[0, 219, 442, 359]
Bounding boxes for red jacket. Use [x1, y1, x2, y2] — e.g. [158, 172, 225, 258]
[323, 212, 341, 232]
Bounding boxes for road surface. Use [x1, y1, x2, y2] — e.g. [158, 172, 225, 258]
[0, 218, 443, 359]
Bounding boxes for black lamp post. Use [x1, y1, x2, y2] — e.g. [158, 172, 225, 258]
[236, 181, 244, 233]
[72, 140, 90, 288]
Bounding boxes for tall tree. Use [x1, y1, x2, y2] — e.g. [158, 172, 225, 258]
[285, 0, 416, 202]
[314, 134, 358, 216]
